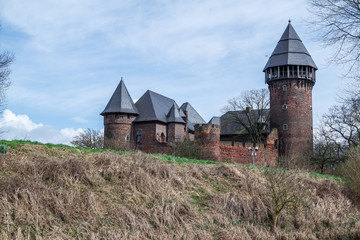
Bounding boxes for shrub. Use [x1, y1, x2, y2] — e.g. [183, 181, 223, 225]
[339, 146, 360, 197]
[170, 140, 210, 160]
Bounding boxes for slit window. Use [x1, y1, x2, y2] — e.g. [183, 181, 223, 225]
[136, 130, 142, 144]
[125, 135, 130, 141]
[283, 124, 288, 130]
[282, 104, 288, 110]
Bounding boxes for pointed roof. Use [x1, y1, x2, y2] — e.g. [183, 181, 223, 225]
[167, 103, 185, 123]
[263, 21, 317, 71]
[100, 79, 139, 116]
[134, 90, 184, 123]
[180, 102, 206, 125]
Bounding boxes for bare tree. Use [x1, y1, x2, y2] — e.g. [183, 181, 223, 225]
[321, 93, 360, 152]
[71, 128, 104, 149]
[312, 128, 344, 174]
[309, 0, 360, 78]
[0, 26, 14, 110]
[222, 89, 270, 144]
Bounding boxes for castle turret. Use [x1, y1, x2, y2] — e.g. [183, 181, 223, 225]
[100, 79, 139, 149]
[264, 21, 317, 157]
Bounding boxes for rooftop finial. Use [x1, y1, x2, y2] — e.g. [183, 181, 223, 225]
[121, 76, 123, 81]
[288, 19, 291, 24]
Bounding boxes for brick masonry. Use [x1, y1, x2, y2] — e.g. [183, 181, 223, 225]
[268, 79, 314, 157]
[195, 124, 278, 166]
[104, 113, 137, 149]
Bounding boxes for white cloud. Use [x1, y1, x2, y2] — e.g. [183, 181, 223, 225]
[0, 109, 83, 145]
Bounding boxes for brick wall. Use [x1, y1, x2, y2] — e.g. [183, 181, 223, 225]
[194, 124, 221, 161]
[168, 123, 185, 142]
[104, 113, 137, 149]
[134, 122, 172, 154]
[269, 79, 314, 158]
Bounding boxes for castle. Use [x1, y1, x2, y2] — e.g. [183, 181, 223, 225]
[100, 21, 317, 165]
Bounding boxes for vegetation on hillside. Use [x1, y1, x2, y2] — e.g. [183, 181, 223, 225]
[0, 141, 359, 239]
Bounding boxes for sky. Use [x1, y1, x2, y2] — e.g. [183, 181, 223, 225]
[0, 0, 345, 145]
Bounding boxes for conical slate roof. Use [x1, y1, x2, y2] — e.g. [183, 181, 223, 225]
[100, 80, 139, 116]
[167, 103, 185, 123]
[263, 22, 317, 71]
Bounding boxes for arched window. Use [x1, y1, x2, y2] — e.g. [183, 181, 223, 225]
[282, 85, 287, 91]
[283, 124, 288, 130]
[282, 104, 288, 110]
[160, 133, 166, 142]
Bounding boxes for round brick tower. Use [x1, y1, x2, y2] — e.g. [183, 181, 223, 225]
[263, 21, 317, 158]
[100, 79, 139, 149]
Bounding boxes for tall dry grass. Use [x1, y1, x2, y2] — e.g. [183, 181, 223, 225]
[0, 143, 359, 239]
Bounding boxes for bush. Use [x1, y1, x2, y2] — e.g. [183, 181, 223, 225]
[171, 140, 210, 160]
[339, 146, 360, 197]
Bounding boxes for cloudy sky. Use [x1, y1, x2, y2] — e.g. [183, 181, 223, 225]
[0, 0, 344, 144]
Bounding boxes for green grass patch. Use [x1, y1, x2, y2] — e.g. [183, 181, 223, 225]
[152, 153, 231, 165]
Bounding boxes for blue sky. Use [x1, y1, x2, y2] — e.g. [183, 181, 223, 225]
[0, 0, 344, 144]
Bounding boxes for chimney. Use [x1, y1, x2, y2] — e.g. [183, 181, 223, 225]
[246, 107, 252, 113]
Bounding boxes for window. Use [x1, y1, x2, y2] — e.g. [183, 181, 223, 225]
[282, 85, 287, 91]
[160, 133, 166, 142]
[125, 135, 130, 141]
[127, 114, 130, 119]
[115, 114, 120, 119]
[282, 104, 288, 110]
[136, 130, 142, 144]
[283, 124, 288, 130]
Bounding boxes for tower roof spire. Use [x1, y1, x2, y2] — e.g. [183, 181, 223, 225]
[263, 22, 317, 71]
[100, 79, 139, 116]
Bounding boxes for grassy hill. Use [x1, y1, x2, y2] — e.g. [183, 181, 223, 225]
[0, 140, 359, 239]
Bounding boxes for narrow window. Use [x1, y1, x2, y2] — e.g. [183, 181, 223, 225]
[274, 140, 278, 149]
[125, 135, 130, 141]
[283, 124, 288, 130]
[282, 104, 288, 110]
[115, 114, 120, 119]
[282, 85, 287, 91]
[127, 114, 130, 119]
[160, 133, 166, 142]
[136, 130, 142, 144]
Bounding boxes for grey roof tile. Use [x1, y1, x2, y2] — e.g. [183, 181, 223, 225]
[180, 102, 206, 124]
[167, 103, 185, 123]
[134, 90, 184, 123]
[263, 22, 317, 71]
[208, 116, 220, 126]
[100, 80, 139, 115]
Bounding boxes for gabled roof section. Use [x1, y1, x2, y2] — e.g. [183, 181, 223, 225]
[180, 102, 206, 125]
[134, 90, 183, 123]
[208, 116, 221, 126]
[167, 103, 185, 123]
[100, 80, 139, 116]
[263, 21, 317, 71]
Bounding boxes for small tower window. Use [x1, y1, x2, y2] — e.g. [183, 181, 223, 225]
[282, 85, 287, 91]
[282, 104, 288, 110]
[136, 130, 142, 144]
[283, 124, 288, 130]
[115, 114, 120, 119]
[160, 133, 166, 142]
[125, 135, 130, 141]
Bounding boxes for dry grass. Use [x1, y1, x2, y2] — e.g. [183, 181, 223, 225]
[0, 143, 359, 239]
